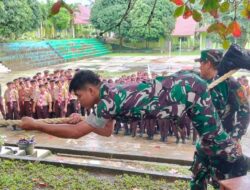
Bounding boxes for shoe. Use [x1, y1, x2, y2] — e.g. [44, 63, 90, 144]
[176, 138, 180, 144]
[147, 135, 153, 140]
[160, 137, 166, 142]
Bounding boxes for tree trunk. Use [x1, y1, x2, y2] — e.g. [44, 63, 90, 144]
[145, 40, 149, 49]
[119, 37, 123, 48]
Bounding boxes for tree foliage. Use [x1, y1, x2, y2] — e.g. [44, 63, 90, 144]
[171, 0, 250, 48]
[51, 9, 71, 31]
[0, 0, 43, 40]
[90, 0, 175, 42]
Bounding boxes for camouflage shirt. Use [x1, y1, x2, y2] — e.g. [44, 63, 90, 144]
[208, 77, 250, 140]
[86, 71, 240, 161]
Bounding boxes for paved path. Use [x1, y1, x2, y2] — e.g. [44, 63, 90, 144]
[1, 127, 250, 162]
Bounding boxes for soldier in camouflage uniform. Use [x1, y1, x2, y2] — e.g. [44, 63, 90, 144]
[20, 70, 247, 190]
[197, 49, 250, 141]
[191, 49, 250, 189]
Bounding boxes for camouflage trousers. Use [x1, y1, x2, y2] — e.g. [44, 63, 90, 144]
[190, 150, 248, 190]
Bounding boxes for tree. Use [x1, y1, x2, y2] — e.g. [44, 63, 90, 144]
[91, 0, 132, 46]
[27, 0, 43, 30]
[0, 0, 43, 40]
[55, 0, 250, 48]
[90, 0, 175, 46]
[51, 9, 71, 31]
[127, 0, 174, 43]
[201, 2, 250, 48]
[171, 0, 250, 48]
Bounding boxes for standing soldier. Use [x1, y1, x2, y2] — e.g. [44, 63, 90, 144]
[197, 49, 250, 141]
[193, 49, 250, 188]
[53, 80, 68, 118]
[33, 84, 52, 119]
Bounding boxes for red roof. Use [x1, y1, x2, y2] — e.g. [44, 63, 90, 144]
[172, 17, 197, 36]
[74, 5, 90, 24]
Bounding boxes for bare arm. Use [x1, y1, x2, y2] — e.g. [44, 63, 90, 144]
[48, 94, 52, 112]
[16, 91, 20, 110]
[33, 101, 36, 113]
[20, 117, 113, 139]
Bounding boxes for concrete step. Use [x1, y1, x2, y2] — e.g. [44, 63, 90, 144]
[0, 63, 11, 73]
[0, 146, 51, 158]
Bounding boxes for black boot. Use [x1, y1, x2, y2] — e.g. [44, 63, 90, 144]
[176, 138, 180, 144]
[160, 136, 166, 142]
[182, 139, 186, 144]
[147, 135, 153, 140]
[124, 129, 130, 136]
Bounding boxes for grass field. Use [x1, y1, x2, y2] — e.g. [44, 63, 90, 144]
[0, 159, 189, 190]
[109, 51, 200, 57]
[0, 159, 217, 190]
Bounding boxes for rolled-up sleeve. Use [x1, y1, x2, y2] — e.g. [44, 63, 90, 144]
[85, 113, 109, 128]
[85, 97, 117, 128]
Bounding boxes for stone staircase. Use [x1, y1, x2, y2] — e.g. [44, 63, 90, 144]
[0, 62, 11, 73]
[0, 146, 51, 159]
[0, 39, 110, 71]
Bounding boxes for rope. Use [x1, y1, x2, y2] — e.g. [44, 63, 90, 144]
[0, 117, 85, 127]
[0, 70, 239, 127]
[208, 69, 239, 90]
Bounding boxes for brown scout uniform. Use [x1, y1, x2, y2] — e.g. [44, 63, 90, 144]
[53, 86, 68, 118]
[4, 88, 20, 120]
[34, 91, 52, 119]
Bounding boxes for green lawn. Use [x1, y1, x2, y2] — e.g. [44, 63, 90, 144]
[0, 159, 191, 190]
[108, 51, 200, 57]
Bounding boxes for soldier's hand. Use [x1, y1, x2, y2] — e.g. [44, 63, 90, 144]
[20, 117, 39, 131]
[232, 138, 242, 155]
[67, 113, 83, 124]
